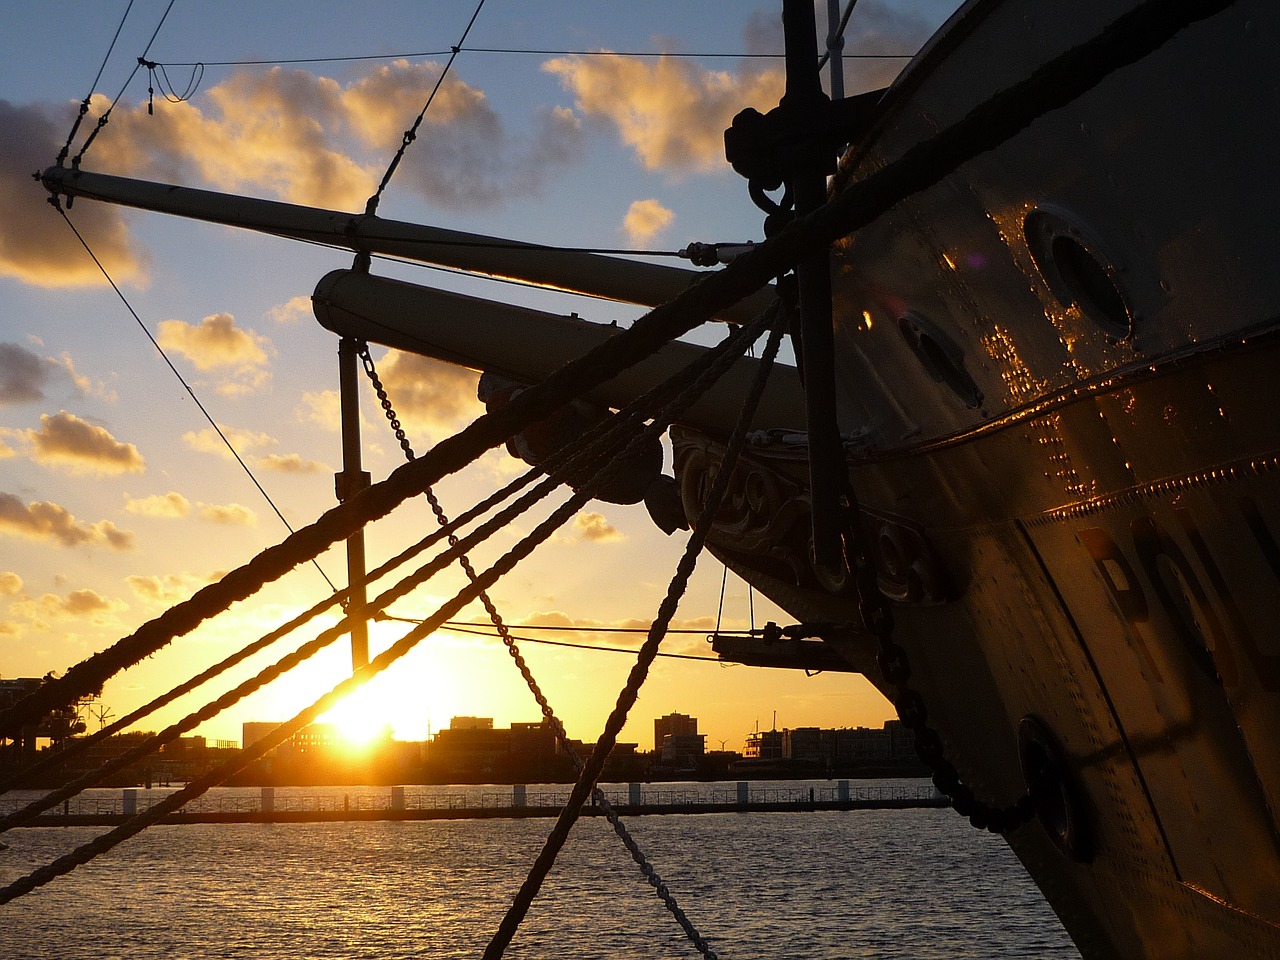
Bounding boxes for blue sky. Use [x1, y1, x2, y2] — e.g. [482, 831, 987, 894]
[0, 1, 959, 750]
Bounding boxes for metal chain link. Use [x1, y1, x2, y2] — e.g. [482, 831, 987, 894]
[356, 343, 720, 958]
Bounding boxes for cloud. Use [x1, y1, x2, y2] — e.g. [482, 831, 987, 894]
[126, 571, 217, 604]
[268, 295, 313, 325]
[373, 349, 483, 442]
[1, 343, 118, 409]
[296, 389, 341, 429]
[53, 588, 117, 616]
[93, 76, 374, 210]
[26, 411, 145, 475]
[157, 313, 271, 370]
[623, 199, 674, 245]
[543, 54, 784, 173]
[90, 62, 583, 213]
[198, 501, 257, 525]
[341, 61, 585, 210]
[183, 424, 277, 458]
[0, 571, 22, 596]
[7, 588, 127, 624]
[0, 342, 49, 404]
[0, 100, 147, 288]
[0, 493, 134, 549]
[257, 452, 329, 474]
[124, 491, 192, 518]
[573, 511, 623, 542]
[51, 352, 117, 403]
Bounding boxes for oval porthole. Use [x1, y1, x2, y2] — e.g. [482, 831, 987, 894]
[897, 311, 983, 409]
[1025, 208, 1134, 340]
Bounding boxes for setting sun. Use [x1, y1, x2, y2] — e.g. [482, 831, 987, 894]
[319, 687, 394, 749]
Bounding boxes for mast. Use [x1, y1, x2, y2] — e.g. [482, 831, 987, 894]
[336, 339, 370, 671]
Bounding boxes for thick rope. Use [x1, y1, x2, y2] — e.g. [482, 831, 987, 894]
[1, 299, 765, 864]
[8, 0, 1225, 739]
[0, 465, 543, 797]
[365, 303, 780, 958]
[483, 318, 787, 959]
[0, 484, 597, 905]
[0, 336, 754, 900]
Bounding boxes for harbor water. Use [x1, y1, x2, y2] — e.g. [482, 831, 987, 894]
[2, 782, 1081, 959]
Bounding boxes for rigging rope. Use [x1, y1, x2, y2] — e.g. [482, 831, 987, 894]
[2, 287, 765, 824]
[67, 0, 178, 168]
[362, 0, 487, 217]
[0, 466, 545, 796]
[483, 308, 787, 960]
[0, 295, 763, 900]
[384, 619, 729, 662]
[56, 0, 138, 166]
[10, 0, 1229, 741]
[360, 300, 782, 958]
[51, 204, 338, 593]
[816, 0, 862, 72]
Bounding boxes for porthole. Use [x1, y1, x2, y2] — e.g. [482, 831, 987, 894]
[897, 311, 983, 409]
[1026, 208, 1134, 339]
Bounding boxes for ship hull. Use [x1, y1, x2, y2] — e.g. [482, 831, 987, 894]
[678, 1, 1280, 956]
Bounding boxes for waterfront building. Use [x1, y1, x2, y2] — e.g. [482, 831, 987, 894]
[743, 728, 785, 760]
[653, 712, 698, 752]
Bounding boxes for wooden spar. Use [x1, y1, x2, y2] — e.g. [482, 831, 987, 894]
[39, 166, 774, 321]
[312, 268, 807, 436]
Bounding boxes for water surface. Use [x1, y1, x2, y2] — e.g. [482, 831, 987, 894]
[2, 785, 1080, 959]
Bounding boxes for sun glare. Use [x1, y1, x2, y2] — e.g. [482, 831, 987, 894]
[321, 688, 393, 748]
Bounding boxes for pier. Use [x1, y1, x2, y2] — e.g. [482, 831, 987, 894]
[11, 781, 947, 827]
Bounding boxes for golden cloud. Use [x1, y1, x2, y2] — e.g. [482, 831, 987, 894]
[0, 100, 146, 288]
[0, 571, 22, 596]
[623, 198, 675, 245]
[7, 587, 126, 625]
[27, 410, 145, 475]
[124, 491, 192, 518]
[157, 312, 272, 371]
[0, 492, 135, 549]
[257, 452, 329, 474]
[543, 55, 784, 173]
[268, 295, 313, 325]
[296, 389, 341, 430]
[93, 75, 375, 210]
[183, 424, 277, 458]
[90, 62, 583, 214]
[373, 349, 483, 443]
[573, 510, 623, 542]
[126, 571, 216, 604]
[198, 501, 257, 525]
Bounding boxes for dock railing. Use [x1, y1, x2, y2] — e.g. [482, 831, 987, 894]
[4, 781, 946, 823]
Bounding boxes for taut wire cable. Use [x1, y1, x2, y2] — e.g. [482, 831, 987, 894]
[363, 0, 487, 217]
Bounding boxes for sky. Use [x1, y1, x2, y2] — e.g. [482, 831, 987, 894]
[0, 0, 960, 753]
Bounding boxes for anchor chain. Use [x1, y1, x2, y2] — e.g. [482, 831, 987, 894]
[839, 496, 1038, 834]
[356, 344, 720, 958]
